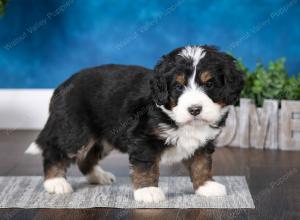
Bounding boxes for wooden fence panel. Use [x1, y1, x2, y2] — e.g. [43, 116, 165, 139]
[279, 100, 300, 150]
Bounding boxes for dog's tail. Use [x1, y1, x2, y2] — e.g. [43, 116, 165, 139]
[24, 142, 42, 155]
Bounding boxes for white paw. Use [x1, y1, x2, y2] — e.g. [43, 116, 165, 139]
[134, 187, 166, 203]
[86, 165, 116, 185]
[44, 177, 73, 194]
[196, 180, 227, 197]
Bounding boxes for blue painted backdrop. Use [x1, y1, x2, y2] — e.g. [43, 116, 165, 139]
[0, 0, 300, 88]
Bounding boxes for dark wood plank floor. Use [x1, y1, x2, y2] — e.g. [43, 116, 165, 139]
[0, 130, 299, 220]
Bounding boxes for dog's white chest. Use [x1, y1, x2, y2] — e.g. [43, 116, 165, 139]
[159, 123, 220, 164]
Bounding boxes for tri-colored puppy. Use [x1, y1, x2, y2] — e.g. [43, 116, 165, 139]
[26, 45, 244, 203]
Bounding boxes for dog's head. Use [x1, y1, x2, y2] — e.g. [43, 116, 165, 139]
[151, 45, 245, 126]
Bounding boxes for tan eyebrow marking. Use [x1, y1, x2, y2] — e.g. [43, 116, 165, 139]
[200, 71, 213, 83]
[217, 101, 226, 107]
[175, 74, 186, 85]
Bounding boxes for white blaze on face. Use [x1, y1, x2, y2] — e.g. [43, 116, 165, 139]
[158, 46, 228, 164]
[179, 46, 205, 89]
[170, 46, 222, 124]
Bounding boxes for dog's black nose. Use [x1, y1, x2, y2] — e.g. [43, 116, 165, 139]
[188, 105, 202, 116]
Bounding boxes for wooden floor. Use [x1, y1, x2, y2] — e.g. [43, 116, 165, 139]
[0, 130, 299, 220]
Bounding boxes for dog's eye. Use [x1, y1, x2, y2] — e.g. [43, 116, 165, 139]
[175, 84, 184, 92]
[205, 81, 213, 88]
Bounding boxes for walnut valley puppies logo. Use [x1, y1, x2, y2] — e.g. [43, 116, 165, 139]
[229, 168, 298, 219]
[114, 0, 185, 50]
[110, 104, 155, 136]
[228, 0, 298, 51]
[3, 0, 74, 50]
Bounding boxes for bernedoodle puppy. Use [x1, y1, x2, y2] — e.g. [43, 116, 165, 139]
[26, 45, 244, 203]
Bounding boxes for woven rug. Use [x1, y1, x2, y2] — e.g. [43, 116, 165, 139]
[0, 176, 254, 209]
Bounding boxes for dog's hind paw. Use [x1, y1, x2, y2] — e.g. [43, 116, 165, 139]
[86, 165, 116, 185]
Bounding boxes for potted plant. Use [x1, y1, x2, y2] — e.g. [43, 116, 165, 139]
[0, 0, 9, 15]
[217, 58, 300, 150]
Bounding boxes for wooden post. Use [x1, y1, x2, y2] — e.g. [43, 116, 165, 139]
[258, 100, 279, 149]
[239, 99, 252, 148]
[239, 99, 278, 149]
[279, 100, 300, 150]
[216, 106, 238, 147]
[229, 107, 241, 147]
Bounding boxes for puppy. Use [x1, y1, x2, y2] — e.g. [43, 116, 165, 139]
[26, 45, 244, 203]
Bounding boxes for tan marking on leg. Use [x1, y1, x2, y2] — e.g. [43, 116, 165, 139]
[75, 138, 96, 162]
[43, 153, 73, 194]
[182, 150, 212, 190]
[45, 162, 69, 180]
[77, 139, 113, 175]
[101, 139, 114, 157]
[131, 161, 160, 189]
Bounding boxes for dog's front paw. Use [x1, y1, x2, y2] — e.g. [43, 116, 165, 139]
[134, 187, 166, 203]
[86, 165, 116, 185]
[196, 180, 227, 197]
[44, 177, 73, 194]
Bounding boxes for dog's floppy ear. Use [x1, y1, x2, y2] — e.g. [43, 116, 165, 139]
[154, 47, 183, 75]
[150, 76, 168, 106]
[151, 47, 183, 106]
[154, 55, 174, 75]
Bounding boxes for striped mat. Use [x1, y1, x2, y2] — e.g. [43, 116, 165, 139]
[0, 176, 254, 209]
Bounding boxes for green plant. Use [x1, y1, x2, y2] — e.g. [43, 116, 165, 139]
[239, 58, 300, 106]
[0, 0, 9, 15]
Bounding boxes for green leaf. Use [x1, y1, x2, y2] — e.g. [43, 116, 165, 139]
[0, 0, 9, 16]
[240, 57, 299, 106]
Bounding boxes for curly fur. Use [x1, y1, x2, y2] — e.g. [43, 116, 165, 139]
[31, 45, 244, 200]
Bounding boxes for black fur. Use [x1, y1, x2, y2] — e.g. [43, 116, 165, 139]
[36, 45, 244, 181]
[154, 45, 244, 107]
